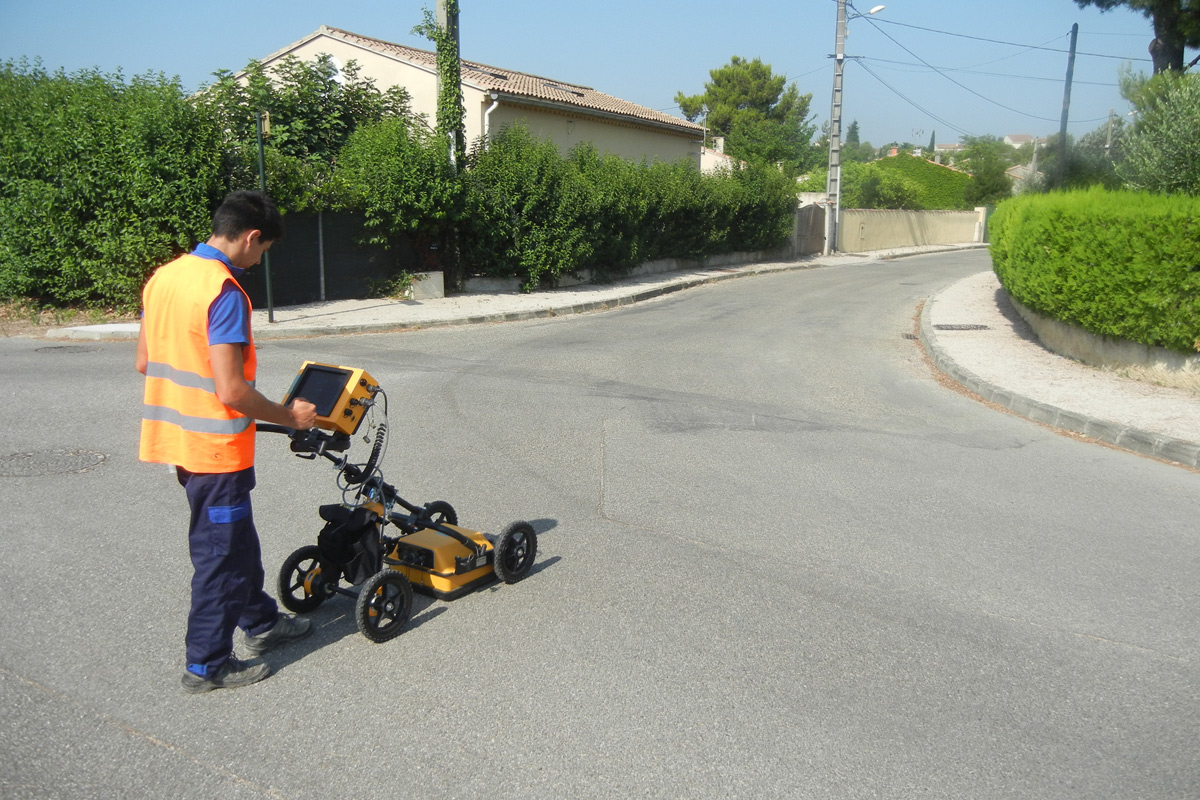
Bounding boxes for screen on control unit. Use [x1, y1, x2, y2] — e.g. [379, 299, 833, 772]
[286, 364, 353, 417]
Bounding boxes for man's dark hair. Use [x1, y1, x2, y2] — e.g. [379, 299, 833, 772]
[211, 190, 285, 242]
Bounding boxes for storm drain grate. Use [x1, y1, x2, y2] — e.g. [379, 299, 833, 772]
[933, 324, 990, 331]
[0, 449, 107, 477]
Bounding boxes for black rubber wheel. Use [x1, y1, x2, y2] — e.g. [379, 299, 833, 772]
[423, 500, 458, 526]
[493, 521, 538, 584]
[278, 545, 330, 613]
[355, 568, 413, 643]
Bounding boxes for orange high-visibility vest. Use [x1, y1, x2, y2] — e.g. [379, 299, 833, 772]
[139, 254, 257, 473]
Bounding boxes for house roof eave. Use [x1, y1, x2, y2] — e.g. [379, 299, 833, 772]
[491, 93, 703, 139]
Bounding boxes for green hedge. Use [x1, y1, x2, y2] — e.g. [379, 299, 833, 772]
[870, 154, 972, 210]
[0, 64, 798, 306]
[0, 62, 222, 309]
[990, 189, 1200, 353]
[799, 154, 972, 210]
[460, 126, 796, 290]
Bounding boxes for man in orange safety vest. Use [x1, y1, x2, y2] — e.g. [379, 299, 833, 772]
[138, 190, 318, 693]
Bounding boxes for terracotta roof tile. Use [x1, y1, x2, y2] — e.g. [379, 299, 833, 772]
[322, 27, 703, 136]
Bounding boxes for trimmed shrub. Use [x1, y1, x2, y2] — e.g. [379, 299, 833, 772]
[990, 189, 1200, 353]
[799, 155, 972, 210]
[333, 117, 460, 269]
[460, 125, 796, 290]
[871, 154, 972, 210]
[0, 62, 223, 309]
[459, 127, 595, 289]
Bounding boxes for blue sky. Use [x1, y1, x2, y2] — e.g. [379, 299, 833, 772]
[1, 0, 1187, 147]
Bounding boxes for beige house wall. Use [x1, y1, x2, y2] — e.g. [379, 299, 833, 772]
[271, 36, 699, 167]
[478, 98, 698, 165]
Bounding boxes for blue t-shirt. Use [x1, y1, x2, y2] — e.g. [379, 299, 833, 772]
[192, 244, 250, 346]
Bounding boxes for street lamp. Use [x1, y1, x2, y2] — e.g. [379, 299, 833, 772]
[824, 1, 885, 255]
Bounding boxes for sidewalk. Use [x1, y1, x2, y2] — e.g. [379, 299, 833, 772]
[41, 245, 965, 341]
[923, 269, 1200, 468]
[48, 244, 1200, 468]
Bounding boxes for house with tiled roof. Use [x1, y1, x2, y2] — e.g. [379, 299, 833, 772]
[256, 26, 705, 168]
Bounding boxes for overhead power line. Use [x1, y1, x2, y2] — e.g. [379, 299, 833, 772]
[855, 61, 974, 137]
[862, 56, 1119, 87]
[869, 18, 1153, 62]
[862, 18, 1064, 123]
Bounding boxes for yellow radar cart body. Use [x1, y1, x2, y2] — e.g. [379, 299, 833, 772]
[260, 362, 538, 643]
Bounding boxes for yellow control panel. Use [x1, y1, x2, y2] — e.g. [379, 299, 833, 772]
[283, 361, 378, 435]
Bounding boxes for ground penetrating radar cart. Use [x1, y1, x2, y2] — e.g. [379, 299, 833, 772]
[260, 362, 538, 643]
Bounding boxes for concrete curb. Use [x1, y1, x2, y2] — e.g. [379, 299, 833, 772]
[919, 293, 1200, 468]
[44, 259, 829, 342]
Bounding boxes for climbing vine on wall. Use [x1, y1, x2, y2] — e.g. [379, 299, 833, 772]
[414, 2, 466, 168]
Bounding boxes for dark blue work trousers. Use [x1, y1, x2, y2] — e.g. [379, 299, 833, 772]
[177, 466, 278, 672]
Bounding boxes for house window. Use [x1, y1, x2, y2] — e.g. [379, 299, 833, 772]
[329, 56, 346, 86]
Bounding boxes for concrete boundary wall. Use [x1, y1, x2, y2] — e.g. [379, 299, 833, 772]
[1009, 294, 1200, 394]
[839, 208, 987, 252]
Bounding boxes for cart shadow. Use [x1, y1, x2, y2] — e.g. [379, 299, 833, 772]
[259, 599, 449, 671]
[528, 518, 557, 534]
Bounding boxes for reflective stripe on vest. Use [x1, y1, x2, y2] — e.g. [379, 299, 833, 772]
[144, 361, 256, 394]
[144, 361, 217, 393]
[142, 402, 254, 435]
[139, 254, 257, 473]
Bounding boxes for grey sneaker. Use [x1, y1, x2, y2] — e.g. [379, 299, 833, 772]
[243, 614, 313, 656]
[181, 656, 270, 694]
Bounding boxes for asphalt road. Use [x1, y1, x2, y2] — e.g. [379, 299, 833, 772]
[1, 250, 1197, 799]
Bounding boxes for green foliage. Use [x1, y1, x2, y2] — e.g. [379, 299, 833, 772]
[1074, 0, 1200, 73]
[1035, 121, 1126, 192]
[1118, 70, 1200, 195]
[800, 154, 972, 210]
[333, 117, 460, 255]
[845, 120, 860, 146]
[990, 188, 1200, 353]
[953, 136, 1014, 205]
[0, 61, 222, 309]
[460, 126, 796, 290]
[798, 161, 865, 207]
[872, 154, 973, 209]
[459, 128, 591, 289]
[0, 53, 414, 309]
[859, 171, 924, 210]
[198, 55, 412, 210]
[0, 55, 796, 308]
[676, 56, 818, 175]
[840, 120, 878, 164]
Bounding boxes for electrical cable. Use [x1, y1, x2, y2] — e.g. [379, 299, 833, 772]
[854, 61, 974, 137]
[335, 390, 390, 508]
[861, 56, 1117, 87]
[860, 17, 1066, 123]
[360, 390, 389, 495]
[867, 17, 1153, 63]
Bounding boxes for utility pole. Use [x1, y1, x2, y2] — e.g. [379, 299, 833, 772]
[1056, 22, 1078, 189]
[255, 110, 275, 323]
[824, 0, 848, 255]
